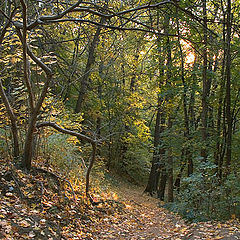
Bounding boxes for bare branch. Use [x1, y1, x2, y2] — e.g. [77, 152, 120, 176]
[0, 8, 20, 158]
[27, 0, 84, 30]
[111, 0, 171, 16]
[172, 1, 218, 37]
[42, 18, 180, 37]
[20, 0, 35, 111]
[14, 0, 171, 31]
[36, 121, 96, 144]
[72, 0, 171, 18]
[0, 8, 17, 43]
[86, 142, 96, 199]
[15, 28, 52, 76]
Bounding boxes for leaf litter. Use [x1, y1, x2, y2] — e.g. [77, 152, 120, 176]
[0, 159, 239, 239]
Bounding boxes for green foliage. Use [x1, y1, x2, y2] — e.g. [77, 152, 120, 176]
[112, 117, 152, 184]
[165, 161, 240, 222]
[122, 140, 152, 184]
[46, 133, 84, 174]
[0, 129, 9, 156]
[222, 174, 240, 218]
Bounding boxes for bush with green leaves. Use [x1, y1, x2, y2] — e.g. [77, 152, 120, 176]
[165, 160, 240, 222]
[0, 128, 9, 157]
[122, 141, 152, 184]
[46, 133, 85, 175]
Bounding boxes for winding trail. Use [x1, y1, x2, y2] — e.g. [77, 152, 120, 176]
[93, 181, 240, 240]
[0, 162, 239, 239]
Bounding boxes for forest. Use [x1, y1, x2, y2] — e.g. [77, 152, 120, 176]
[0, 0, 240, 239]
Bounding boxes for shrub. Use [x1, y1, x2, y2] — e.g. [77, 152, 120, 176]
[165, 161, 240, 222]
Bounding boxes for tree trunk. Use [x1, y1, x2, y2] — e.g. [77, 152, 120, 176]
[144, 28, 165, 195]
[157, 13, 172, 201]
[16, 31, 53, 169]
[225, 0, 232, 175]
[0, 9, 19, 159]
[167, 116, 173, 202]
[23, 75, 51, 170]
[158, 169, 167, 201]
[75, 18, 104, 113]
[144, 101, 162, 194]
[0, 80, 20, 159]
[215, 19, 226, 179]
[201, 0, 208, 161]
[174, 150, 185, 193]
[176, 10, 193, 176]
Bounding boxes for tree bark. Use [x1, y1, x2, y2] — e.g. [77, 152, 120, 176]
[0, 8, 19, 159]
[23, 75, 52, 170]
[225, 0, 232, 175]
[215, 18, 226, 179]
[158, 13, 172, 201]
[144, 100, 162, 194]
[75, 18, 104, 113]
[167, 116, 173, 202]
[0, 80, 20, 158]
[144, 29, 165, 195]
[20, 0, 35, 111]
[16, 29, 53, 169]
[176, 9, 193, 176]
[158, 169, 167, 201]
[201, 0, 208, 161]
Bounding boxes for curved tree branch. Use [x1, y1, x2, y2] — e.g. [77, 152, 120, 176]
[0, 8, 20, 158]
[36, 121, 96, 144]
[20, 0, 35, 111]
[36, 121, 97, 199]
[13, 0, 171, 31]
[15, 28, 53, 169]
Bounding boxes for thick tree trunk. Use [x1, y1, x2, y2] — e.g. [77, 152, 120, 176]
[16, 30, 53, 169]
[23, 75, 51, 170]
[158, 169, 167, 201]
[144, 19, 165, 195]
[144, 102, 162, 194]
[156, 13, 172, 201]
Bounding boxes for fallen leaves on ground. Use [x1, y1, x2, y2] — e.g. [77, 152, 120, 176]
[91, 182, 240, 240]
[0, 159, 239, 239]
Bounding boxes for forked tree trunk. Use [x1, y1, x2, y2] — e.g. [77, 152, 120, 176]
[23, 75, 51, 170]
[16, 27, 53, 170]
